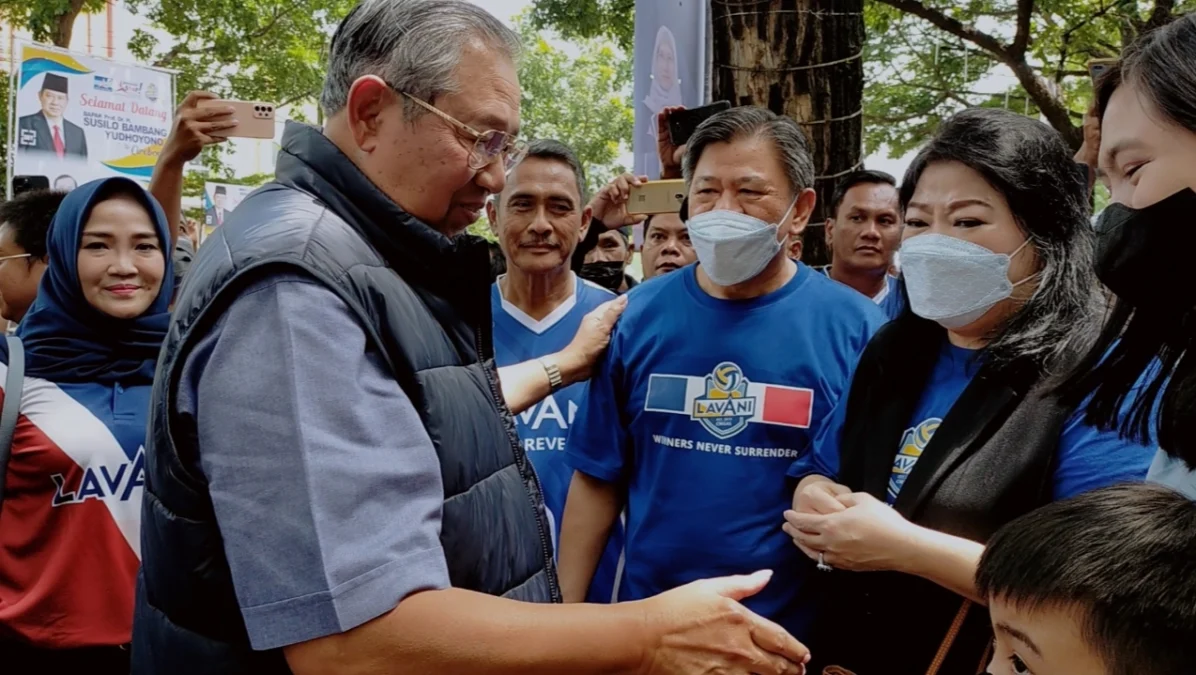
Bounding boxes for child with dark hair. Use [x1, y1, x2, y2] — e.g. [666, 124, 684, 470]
[977, 484, 1196, 675]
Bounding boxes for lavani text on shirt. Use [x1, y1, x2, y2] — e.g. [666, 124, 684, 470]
[517, 394, 578, 432]
[51, 447, 145, 506]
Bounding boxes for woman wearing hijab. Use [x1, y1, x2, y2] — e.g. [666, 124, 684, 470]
[1060, 15, 1196, 500]
[640, 25, 683, 176]
[782, 108, 1155, 675]
[0, 177, 172, 673]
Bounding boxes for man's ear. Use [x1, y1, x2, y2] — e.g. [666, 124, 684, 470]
[824, 217, 835, 247]
[485, 199, 499, 235]
[579, 205, 593, 242]
[344, 75, 392, 154]
[787, 188, 818, 232]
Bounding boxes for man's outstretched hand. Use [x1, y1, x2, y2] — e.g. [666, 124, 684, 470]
[636, 570, 809, 675]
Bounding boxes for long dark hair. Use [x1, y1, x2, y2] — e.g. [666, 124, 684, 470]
[1058, 14, 1196, 467]
[899, 107, 1101, 375]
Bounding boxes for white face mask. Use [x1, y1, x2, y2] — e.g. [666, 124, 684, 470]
[686, 198, 797, 287]
[899, 233, 1035, 329]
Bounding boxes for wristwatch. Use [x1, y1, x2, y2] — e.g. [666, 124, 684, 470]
[539, 358, 563, 392]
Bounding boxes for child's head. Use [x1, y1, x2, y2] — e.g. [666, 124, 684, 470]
[976, 483, 1196, 675]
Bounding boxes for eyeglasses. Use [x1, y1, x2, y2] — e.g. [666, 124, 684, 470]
[400, 92, 528, 172]
[0, 253, 31, 265]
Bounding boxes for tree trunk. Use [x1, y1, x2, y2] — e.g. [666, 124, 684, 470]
[49, 0, 89, 48]
[710, 0, 865, 267]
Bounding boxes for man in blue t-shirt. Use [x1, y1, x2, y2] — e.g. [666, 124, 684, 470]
[558, 106, 885, 637]
[819, 170, 905, 321]
[489, 140, 628, 603]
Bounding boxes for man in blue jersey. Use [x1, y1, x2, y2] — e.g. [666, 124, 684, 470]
[489, 140, 628, 603]
[819, 170, 905, 321]
[557, 106, 886, 637]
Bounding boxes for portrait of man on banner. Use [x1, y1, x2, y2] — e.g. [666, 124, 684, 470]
[17, 73, 89, 160]
[205, 185, 230, 228]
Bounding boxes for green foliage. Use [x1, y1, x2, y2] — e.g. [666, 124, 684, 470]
[515, 14, 634, 196]
[528, 0, 1192, 156]
[467, 217, 497, 242]
[864, 0, 1194, 155]
[123, 0, 353, 173]
[0, 0, 107, 46]
[527, 0, 635, 52]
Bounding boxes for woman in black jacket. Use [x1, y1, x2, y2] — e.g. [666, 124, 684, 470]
[783, 108, 1155, 675]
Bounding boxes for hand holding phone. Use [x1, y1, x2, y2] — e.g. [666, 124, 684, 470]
[667, 101, 732, 147]
[196, 99, 276, 140]
[627, 179, 686, 216]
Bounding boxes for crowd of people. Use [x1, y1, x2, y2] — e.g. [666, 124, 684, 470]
[0, 0, 1194, 674]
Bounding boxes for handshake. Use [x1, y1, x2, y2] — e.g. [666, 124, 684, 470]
[636, 570, 809, 675]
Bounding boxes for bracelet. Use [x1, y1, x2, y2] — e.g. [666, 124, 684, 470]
[539, 358, 563, 392]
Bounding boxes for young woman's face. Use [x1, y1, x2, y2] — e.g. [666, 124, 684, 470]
[1100, 81, 1196, 208]
[76, 194, 165, 319]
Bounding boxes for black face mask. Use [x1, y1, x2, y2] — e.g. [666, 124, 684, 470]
[578, 261, 625, 293]
[1095, 188, 1196, 309]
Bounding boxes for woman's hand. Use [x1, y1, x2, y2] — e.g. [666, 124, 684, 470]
[783, 492, 919, 572]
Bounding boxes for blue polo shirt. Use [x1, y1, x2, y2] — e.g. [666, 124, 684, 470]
[566, 263, 884, 638]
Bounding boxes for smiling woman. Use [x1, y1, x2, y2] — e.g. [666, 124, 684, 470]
[0, 178, 172, 673]
[76, 193, 166, 320]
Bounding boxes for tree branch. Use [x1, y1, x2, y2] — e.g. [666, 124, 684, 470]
[1011, 0, 1035, 58]
[879, 0, 1082, 149]
[875, 0, 1011, 59]
[50, 0, 88, 47]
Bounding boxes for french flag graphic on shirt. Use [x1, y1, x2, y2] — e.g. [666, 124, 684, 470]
[0, 361, 145, 648]
[644, 361, 814, 440]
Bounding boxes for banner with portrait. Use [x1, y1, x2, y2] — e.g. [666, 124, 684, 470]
[632, 0, 708, 179]
[199, 182, 255, 244]
[9, 42, 175, 196]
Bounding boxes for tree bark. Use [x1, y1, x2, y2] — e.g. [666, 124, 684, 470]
[710, 0, 865, 267]
[49, 0, 89, 48]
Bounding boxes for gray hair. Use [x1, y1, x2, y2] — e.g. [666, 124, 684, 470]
[512, 139, 589, 204]
[682, 106, 816, 197]
[320, 0, 520, 119]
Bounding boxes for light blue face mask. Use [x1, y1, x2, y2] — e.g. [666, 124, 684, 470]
[686, 198, 797, 287]
[899, 233, 1035, 329]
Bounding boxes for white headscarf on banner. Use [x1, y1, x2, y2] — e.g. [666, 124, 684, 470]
[643, 25, 684, 118]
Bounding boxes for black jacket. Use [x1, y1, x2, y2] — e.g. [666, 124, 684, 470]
[132, 123, 558, 674]
[808, 315, 1072, 675]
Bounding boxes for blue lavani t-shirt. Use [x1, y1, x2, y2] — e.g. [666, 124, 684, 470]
[792, 338, 1156, 502]
[566, 263, 884, 637]
[491, 274, 624, 603]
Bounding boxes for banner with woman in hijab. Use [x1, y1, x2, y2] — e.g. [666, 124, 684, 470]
[632, 0, 707, 178]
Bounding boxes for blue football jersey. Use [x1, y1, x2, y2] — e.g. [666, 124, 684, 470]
[492, 274, 624, 602]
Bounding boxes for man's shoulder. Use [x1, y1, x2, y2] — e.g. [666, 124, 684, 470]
[799, 266, 886, 320]
[620, 268, 688, 316]
[16, 113, 40, 126]
[577, 276, 618, 311]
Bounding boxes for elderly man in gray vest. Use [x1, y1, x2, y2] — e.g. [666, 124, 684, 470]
[132, 1, 809, 674]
